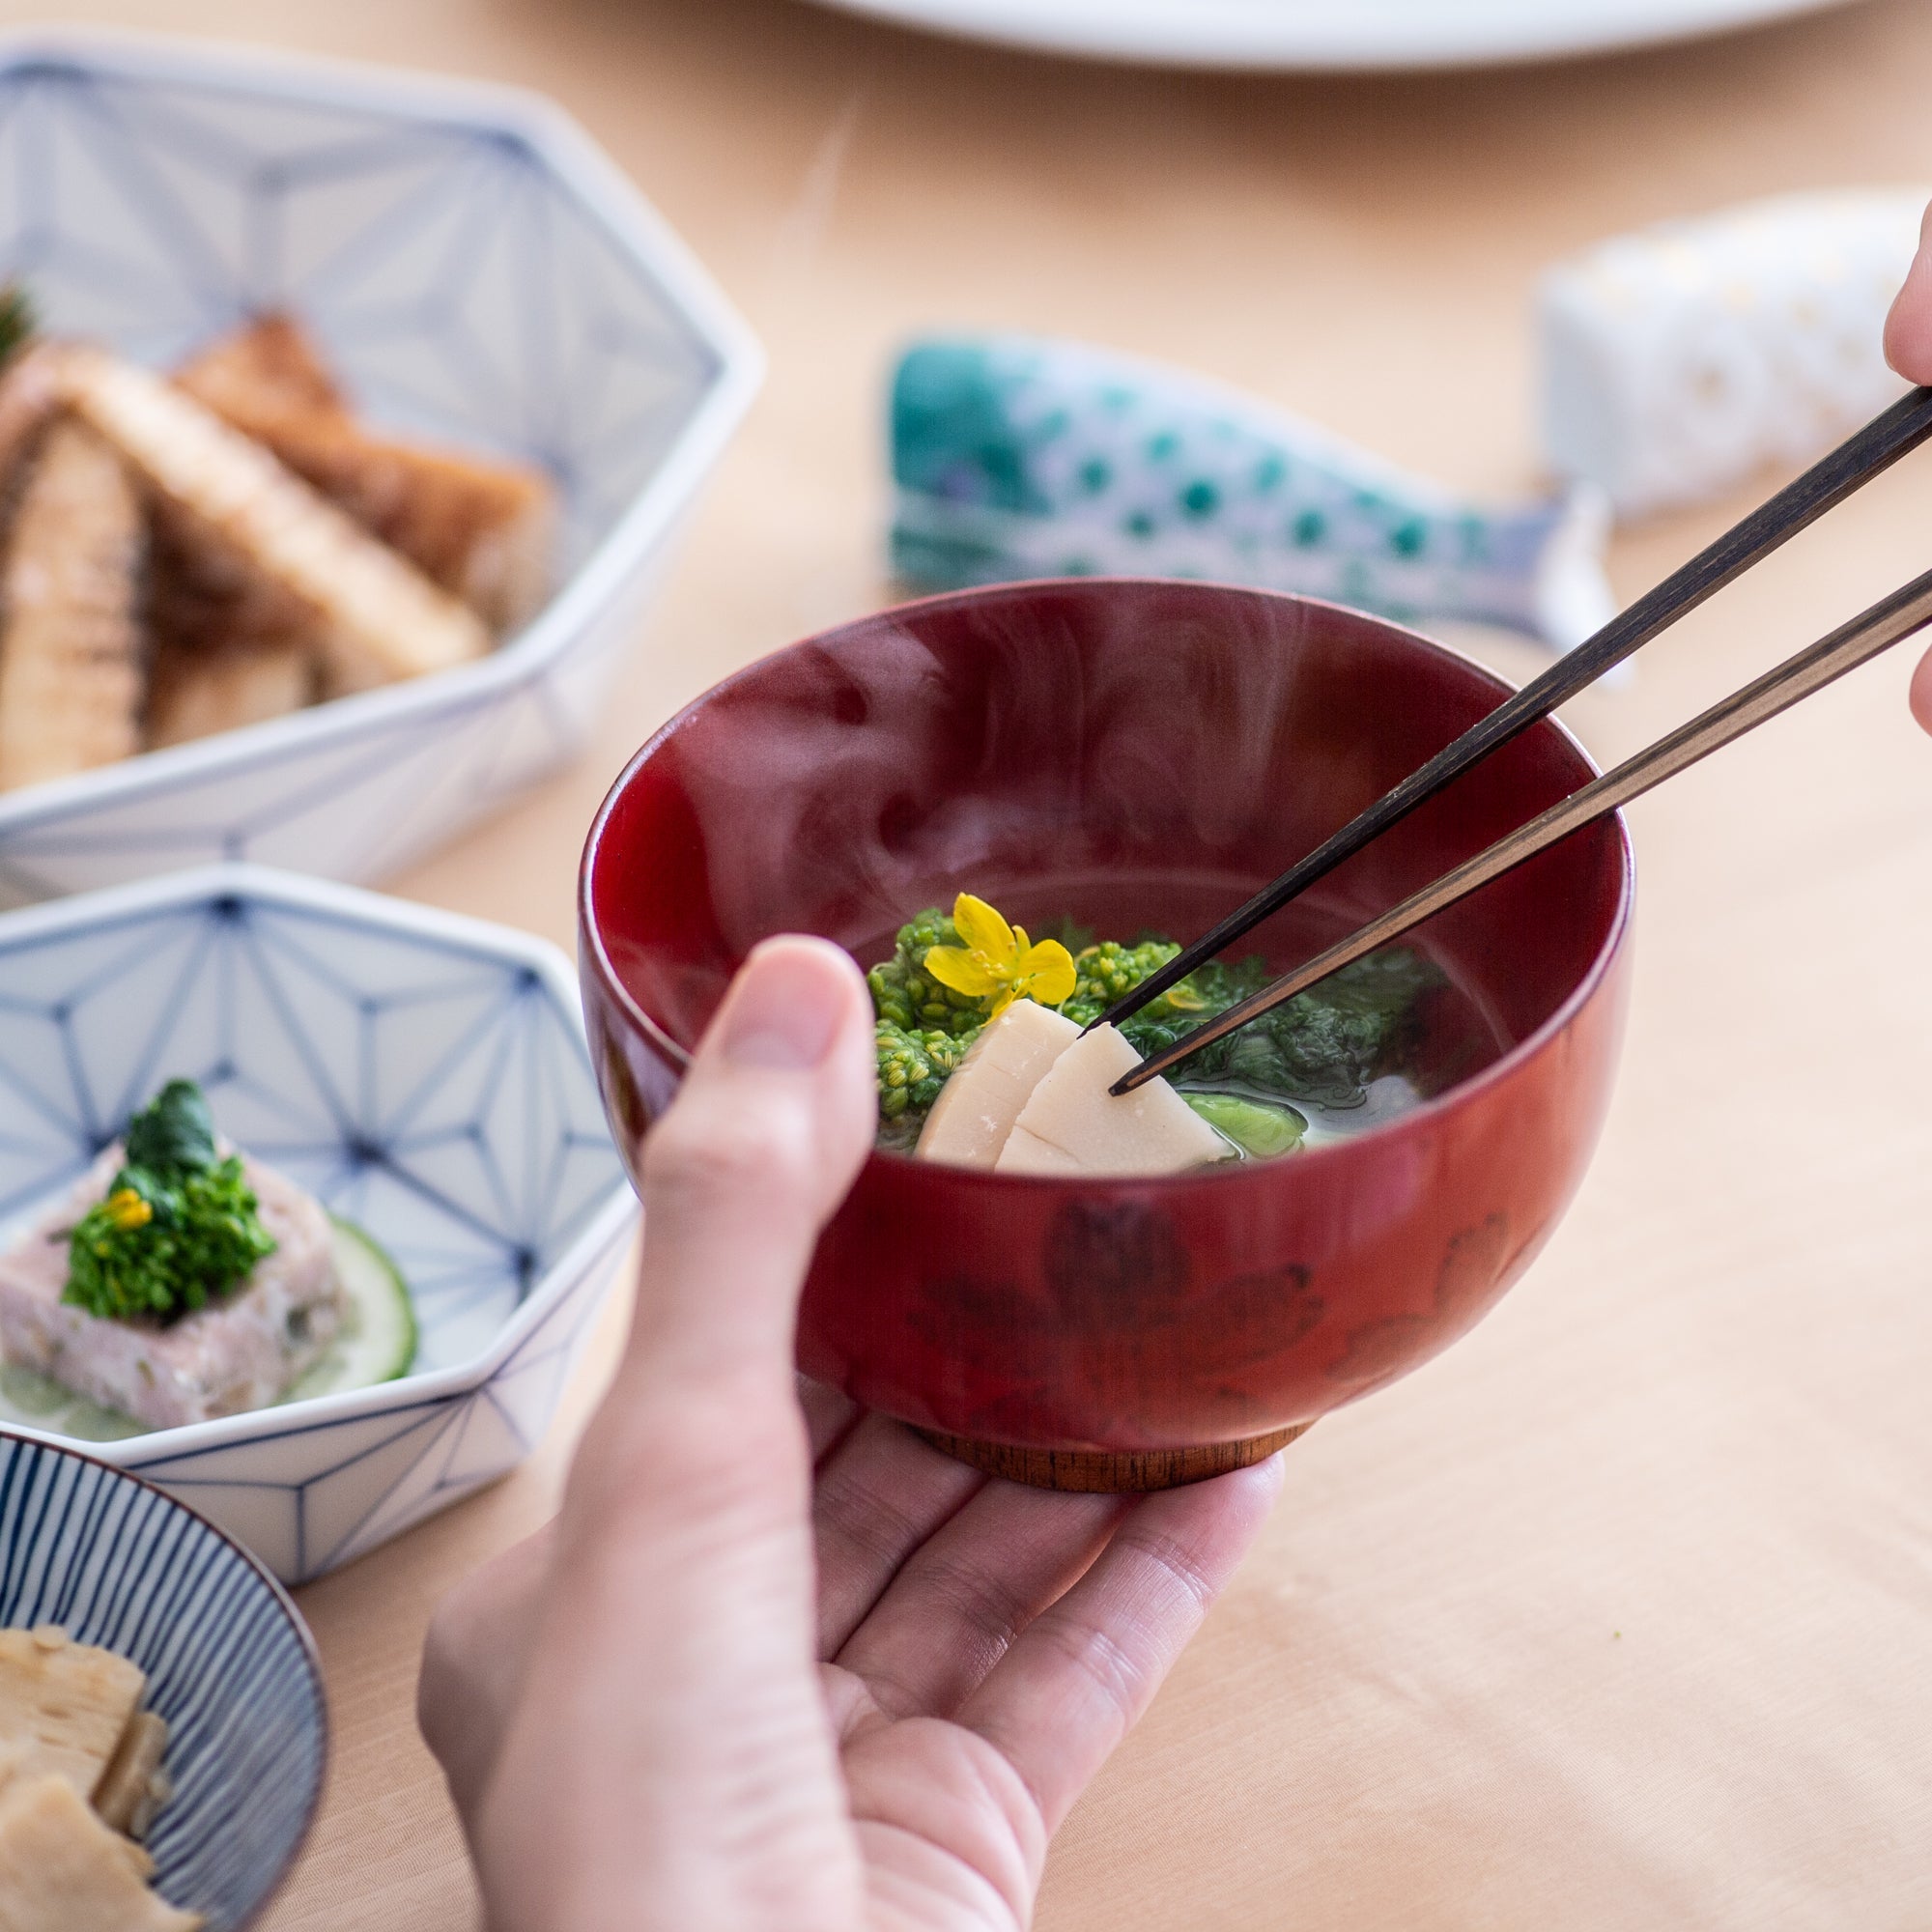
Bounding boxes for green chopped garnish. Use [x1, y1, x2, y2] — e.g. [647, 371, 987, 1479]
[123, 1076, 218, 1175]
[63, 1079, 277, 1324]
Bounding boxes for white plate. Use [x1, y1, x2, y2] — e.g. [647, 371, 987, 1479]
[801, 0, 1863, 71]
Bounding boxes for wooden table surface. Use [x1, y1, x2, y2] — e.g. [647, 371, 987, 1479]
[17, 0, 1932, 1922]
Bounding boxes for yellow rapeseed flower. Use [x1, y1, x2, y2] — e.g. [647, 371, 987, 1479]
[103, 1187, 153, 1232]
[923, 893, 1076, 1019]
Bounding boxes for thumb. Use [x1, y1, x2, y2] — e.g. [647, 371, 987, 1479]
[624, 934, 876, 1389]
[1884, 201, 1932, 384]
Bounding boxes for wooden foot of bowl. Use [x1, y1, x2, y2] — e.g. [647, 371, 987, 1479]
[914, 1422, 1312, 1492]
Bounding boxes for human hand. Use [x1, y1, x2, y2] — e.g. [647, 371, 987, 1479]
[1884, 200, 1932, 732]
[419, 935, 1283, 1932]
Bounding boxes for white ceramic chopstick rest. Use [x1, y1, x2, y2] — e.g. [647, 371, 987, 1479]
[1539, 187, 1927, 520]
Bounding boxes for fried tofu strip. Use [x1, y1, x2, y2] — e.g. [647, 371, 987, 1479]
[178, 315, 554, 633]
[143, 500, 319, 670]
[91, 1712, 169, 1839]
[45, 343, 492, 694]
[0, 416, 145, 791]
[176, 312, 342, 419]
[0, 1628, 146, 1805]
[145, 636, 315, 749]
[0, 1776, 200, 1932]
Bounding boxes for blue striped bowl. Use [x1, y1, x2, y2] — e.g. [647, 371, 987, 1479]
[0, 1433, 326, 1928]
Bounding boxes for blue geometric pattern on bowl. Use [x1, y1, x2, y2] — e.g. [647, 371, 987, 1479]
[0, 864, 638, 1582]
[0, 31, 760, 906]
[0, 1433, 327, 1929]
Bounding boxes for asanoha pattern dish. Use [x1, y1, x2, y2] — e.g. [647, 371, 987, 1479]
[0, 30, 759, 907]
[0, 865, 637, 1583]
[0, 1433, 327, 1929]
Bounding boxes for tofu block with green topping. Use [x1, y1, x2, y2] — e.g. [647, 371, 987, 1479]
[0, 1146, 342, 1433]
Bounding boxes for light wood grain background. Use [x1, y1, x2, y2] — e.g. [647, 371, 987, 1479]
[12, 0, 1930, 1923]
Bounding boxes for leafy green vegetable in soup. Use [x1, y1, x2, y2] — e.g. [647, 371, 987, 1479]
[867, 907, 985, 1037]
[1120, 948, 1437, 1110]
[1055, 938, 1185, 1027]
[63, 1079, 278, 1323]
[874, 1020, 972, 1152]
[865, 898, 1443, 1158]
[1182, 1093, 1307, 1158]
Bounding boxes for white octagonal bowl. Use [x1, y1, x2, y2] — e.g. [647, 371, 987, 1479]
[0, 28, 760, 907]
[0, 864, 638, 1583]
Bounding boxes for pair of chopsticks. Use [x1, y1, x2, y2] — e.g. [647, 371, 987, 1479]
[1104, 385, 1932, 1094]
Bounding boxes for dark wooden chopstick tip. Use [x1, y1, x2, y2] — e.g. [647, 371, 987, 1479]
[1103, 556, 1932, 1099]
[1086, 384, 1932, 1049]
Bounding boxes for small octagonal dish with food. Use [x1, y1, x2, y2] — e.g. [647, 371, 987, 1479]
[0, 1433, 327, 1928]
[0, 864, 636, 1583]
[0, 28, 759, 906]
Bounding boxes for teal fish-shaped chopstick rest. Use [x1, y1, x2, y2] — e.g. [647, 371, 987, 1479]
[891, 333, 1613, 653]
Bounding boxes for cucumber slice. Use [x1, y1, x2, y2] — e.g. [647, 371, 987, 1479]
[293, 1217, 418, 1396]
[0, 1216, 417, 1441]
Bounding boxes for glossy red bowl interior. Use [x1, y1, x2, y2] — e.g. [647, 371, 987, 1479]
[581, 580, 1632, 1452]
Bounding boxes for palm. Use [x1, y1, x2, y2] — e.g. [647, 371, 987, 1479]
[805, 1392, 1274, 1932]
[836, 1695, 1040, 1932]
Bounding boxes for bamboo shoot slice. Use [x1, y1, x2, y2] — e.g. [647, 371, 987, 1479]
[916, 1001, 1079, 1169]
[995, 1023, 1228, 1178]
[48, 344, 491, 692]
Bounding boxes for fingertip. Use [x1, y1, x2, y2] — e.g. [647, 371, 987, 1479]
[1884, 303, 1932, 387]
[1241, 1447, 1289, 1505]
[632, 934, 877, 1360]
[1912, 641, 1932, 736]
[1201, 1445, 1288, 1504]
[743, 931, 870, 999]
[1885, 210, 1932, 385]
[1183, 1449, 1288, 1547]
[712, 934, 869, 1071]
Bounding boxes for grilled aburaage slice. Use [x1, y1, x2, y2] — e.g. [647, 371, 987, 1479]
[176, 313, 554, 634]
[144, 635, 316, 749]
[0, 414, 145, 790]
[0, 303, 554, 789]
[49, 343, 493, 695]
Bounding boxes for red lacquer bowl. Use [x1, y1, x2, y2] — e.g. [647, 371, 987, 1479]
[581, 581, 1632, 1487]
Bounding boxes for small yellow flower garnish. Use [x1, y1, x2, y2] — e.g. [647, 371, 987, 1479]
[923, 893, 1077, 1019]
[103, 1187, 153, 1232]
